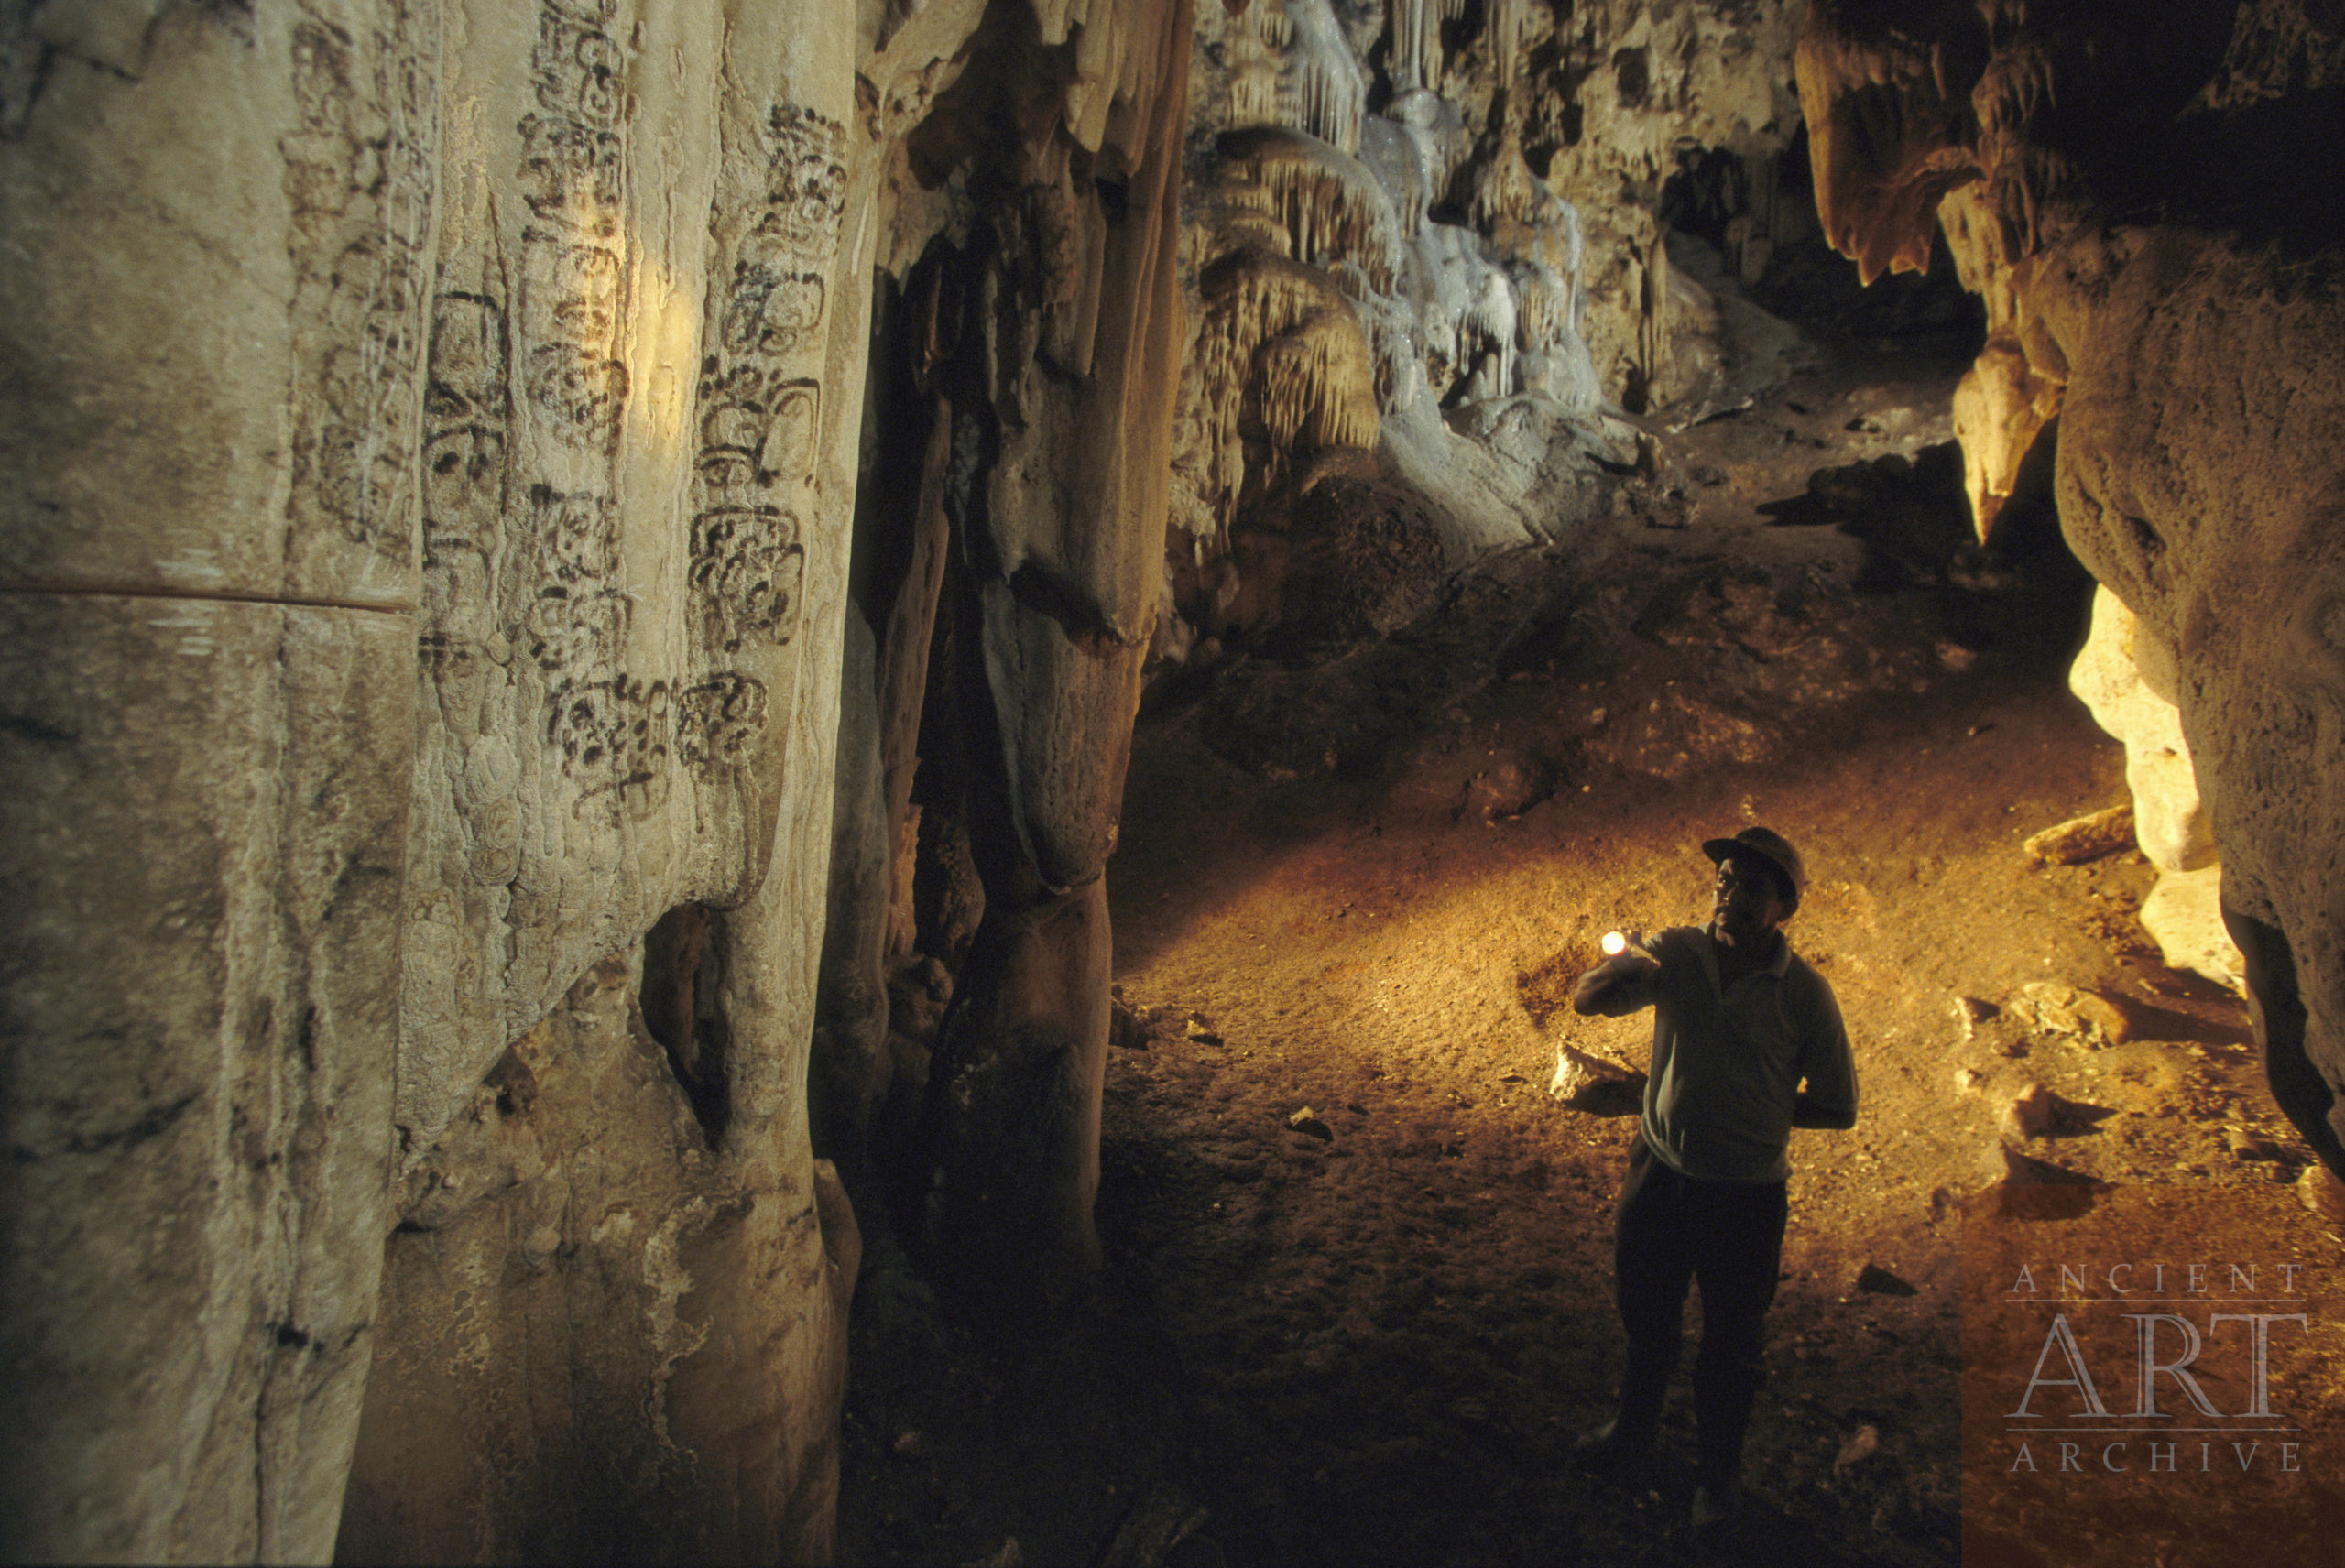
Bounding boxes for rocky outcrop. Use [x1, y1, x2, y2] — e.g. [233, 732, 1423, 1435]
[1796, 0, 2345, 1177]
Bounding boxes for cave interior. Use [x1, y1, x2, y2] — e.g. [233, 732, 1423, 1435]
[5, 2, 2345, 1565]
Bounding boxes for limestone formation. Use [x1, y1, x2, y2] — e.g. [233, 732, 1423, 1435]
[365, 0, 912, 1550]
[1531, 1, 1808, 408]
[338, 956, 857, 1563]
[1796, 0, 2345, 1177]
[1166, 1, 1809, 665]
[2144, 866, 2245, 994]
[2068, 585, 2242, 989]
[3, 6, 432, 1557]
[0, 0, 1086, 1558]
[1939, 185, 2066, 543]
[2022, 803, 2136, 867]
[0, 593, 409, 1563]
[807, 0, 1199, 1294]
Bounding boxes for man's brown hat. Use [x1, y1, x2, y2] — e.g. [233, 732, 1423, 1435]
[1702, 826, 1807, 910]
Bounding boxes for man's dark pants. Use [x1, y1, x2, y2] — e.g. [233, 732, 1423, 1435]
[1610, 1135, 1789, 1490]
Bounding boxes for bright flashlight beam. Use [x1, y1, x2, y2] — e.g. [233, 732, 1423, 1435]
[1601, 931, 1627, 956]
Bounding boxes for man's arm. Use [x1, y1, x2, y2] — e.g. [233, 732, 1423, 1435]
[1571, 939, 1663, 1017]
[1791, 975, 1859, 1128]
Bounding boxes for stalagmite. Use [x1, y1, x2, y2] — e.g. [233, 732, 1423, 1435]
[908, 0, 1197, 1291]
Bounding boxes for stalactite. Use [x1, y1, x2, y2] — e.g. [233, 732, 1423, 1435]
[1227, 0, 1283, 130]
[1194, 247, 1380, 521]
[1939, 182, 2064, 541]
[1511, 258, 1573, 359]
[1388, 0, 1472, 94]
[1257, 310, 1382, 454]
[1045, 0, 1193, 164]
[1470, 124, 1542, 231]
[1369, 91, 1471, 241]
[1465, 266, 1518, 397]
[1488, 0, 1528, 93]
[1391, 145, 1430, 237]
[1280, 0, 1366, 156]
[1190, 202, 1298, 273]
[1218, 125, 1398, 290]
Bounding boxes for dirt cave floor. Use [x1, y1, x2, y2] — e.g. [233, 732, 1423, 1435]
[834, 358, 2320, 1568]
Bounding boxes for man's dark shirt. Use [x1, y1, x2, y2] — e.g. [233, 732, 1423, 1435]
[1585, 925, 1857, 1182]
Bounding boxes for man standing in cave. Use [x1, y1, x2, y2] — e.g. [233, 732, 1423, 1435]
[1567, 826, 1859, 1531]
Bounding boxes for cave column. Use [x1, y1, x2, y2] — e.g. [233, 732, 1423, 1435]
[339, 0, 881, 1557]
[0, 6, 431, 1559]
[917, 0, 1194, 1296]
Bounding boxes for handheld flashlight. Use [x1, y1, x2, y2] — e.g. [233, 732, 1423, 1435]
[1601, 931, 1628, 956]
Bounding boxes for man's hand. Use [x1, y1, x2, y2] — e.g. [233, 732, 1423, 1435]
[1571, 935, 1661, 1017]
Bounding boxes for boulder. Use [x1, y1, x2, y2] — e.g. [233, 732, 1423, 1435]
[1951, 996, 1999, 1040]
[2009, 983, 2130, 1046]
[1835, 1423, 1882, 1470]
[2001, 1083, 2059, 1140]
[2299, 1163, 2345, 1224]
[1991, 1144, 2102, 1188]
[1856, 1265, 1919, 1297]
[1466, 751, 1556, 821]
